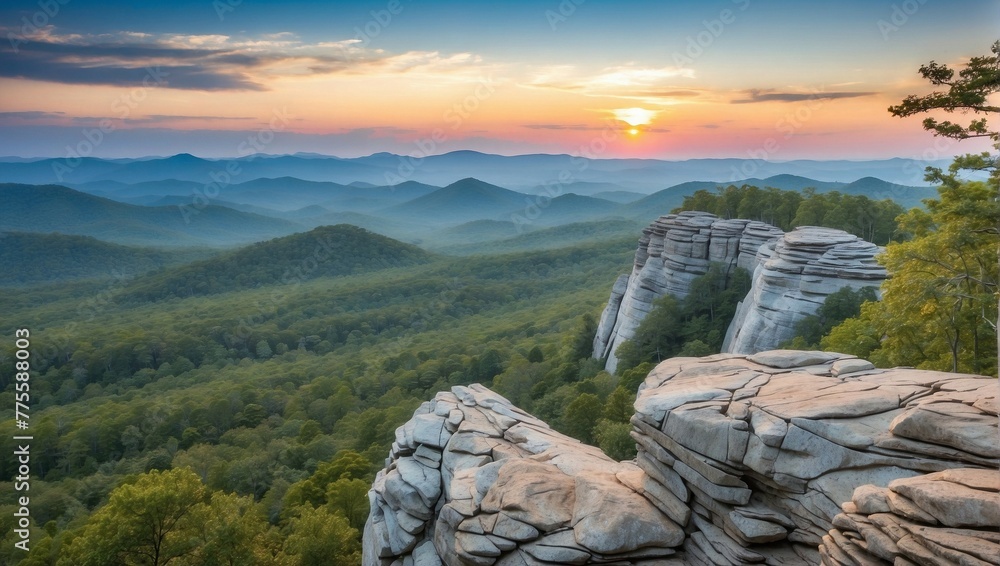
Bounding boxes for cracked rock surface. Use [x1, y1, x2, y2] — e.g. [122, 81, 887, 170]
[364, 352, 998, 565]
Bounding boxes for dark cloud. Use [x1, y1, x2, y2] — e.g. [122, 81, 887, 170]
[0, 110, 65, 120]
[0, 34, 292, 90]
[136, 114, 256, 123]
[0, 38, 267, 90]
[731, 89, 876, 104]
[522, 124, 606, 131]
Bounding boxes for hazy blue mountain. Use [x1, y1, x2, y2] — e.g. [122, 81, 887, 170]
[435, 219, 645, 255]
[836, 177, 938, 208]
[592, 190, 646, 203]
[620, 181, 723, 220]
[0, 183, 301, 247]
[523, 180, 631, 196]
[517, 193, 623, 227]
[422, 220, 533, 249]
[382, 178, 529, 225]
[0, 151, 947, 191]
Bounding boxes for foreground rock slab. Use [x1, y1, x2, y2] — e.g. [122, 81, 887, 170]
[364, 351, 998, 565]
[364, 384, 685, 566]
[820, 468, 1000, 565]
[631, 351, 998, 565]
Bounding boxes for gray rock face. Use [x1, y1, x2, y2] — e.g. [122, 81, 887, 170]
[364, 353, 997, 565]
[821, 468, 1000, 565]
[722, 227, 887, 354]
[364, 384, 685, 566]
[631, 351, 998, 565]
[593, 211, 783, 373]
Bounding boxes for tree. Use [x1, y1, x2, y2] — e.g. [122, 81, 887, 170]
[561, 393, 602, 444]
[886, 40, 999, 374]
[281, 506, 361, 566]
[888, 41, 1000, 143]
[325, 478, 370, 533]
[282, 450, 371, 513]
[197, 492, 283, 566]
[59, 468, 209, 566]
[785, 286, 879, 349]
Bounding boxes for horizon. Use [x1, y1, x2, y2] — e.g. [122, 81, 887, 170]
[0, 149, 965, 164]
[2, 0, 998, 161]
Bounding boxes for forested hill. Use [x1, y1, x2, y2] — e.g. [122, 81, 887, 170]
[0, 183, 300, 247]
[0, 232, 213, 286]
[120, 224, 435, 301]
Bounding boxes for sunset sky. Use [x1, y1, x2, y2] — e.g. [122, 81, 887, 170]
[1, 0, 997, 160]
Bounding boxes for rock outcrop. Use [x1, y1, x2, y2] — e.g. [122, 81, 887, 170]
[631, 350, 998, 564]
[592, 212, 889, 370]
[364, 384, 686, 566]
[592, 211, 784, 373]
[364, 352, 999, 565]
[820, 468, 1000, 565]
[723, 227, 887, 354]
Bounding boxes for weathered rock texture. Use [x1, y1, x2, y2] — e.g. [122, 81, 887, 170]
[364, 353, 999, 565]
[631, 350, 998, 565]
[593, 211, 784, 373]
[364, 384, 686, 566]
[820, 468, 1000, 565]
[723, 227, 887, 354]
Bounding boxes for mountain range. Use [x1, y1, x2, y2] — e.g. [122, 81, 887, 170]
[0, 151, 946, 192]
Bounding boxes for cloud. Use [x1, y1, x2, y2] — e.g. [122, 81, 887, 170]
[0, 29, 490, 91]
[522, 123, 610, 131]
[0, 111, 66, 120]
[731, 89, 877, 104]
[525, 64, 696, 104]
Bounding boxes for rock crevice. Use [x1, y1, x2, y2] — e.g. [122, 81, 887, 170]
[592, 211, 784, 372]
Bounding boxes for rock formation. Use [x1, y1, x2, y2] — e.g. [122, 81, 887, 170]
[364, 384, 686, 566]
[722, 227, 887, 354]
[592, 211, 784, 373]
[631, 350, 998, 564]
[592, 212, 889, 369]
[820, 468, 1000, 565]
[363, 352, 999, 566]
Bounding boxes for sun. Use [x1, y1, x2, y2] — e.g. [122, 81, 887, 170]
[628, 128, 639, 136]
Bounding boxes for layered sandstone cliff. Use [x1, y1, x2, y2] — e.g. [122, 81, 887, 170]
[592, 211, 783, 373]
[722, 228, 887, 354]
[593, 214, 888, 369]
[362, 352, 998, 566]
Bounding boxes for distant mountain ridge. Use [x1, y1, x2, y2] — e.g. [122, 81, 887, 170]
[0, 183, 301, 247]
[0, 151, 945, 191]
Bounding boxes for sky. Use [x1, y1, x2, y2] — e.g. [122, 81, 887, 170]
[0, 0, 997, 160]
